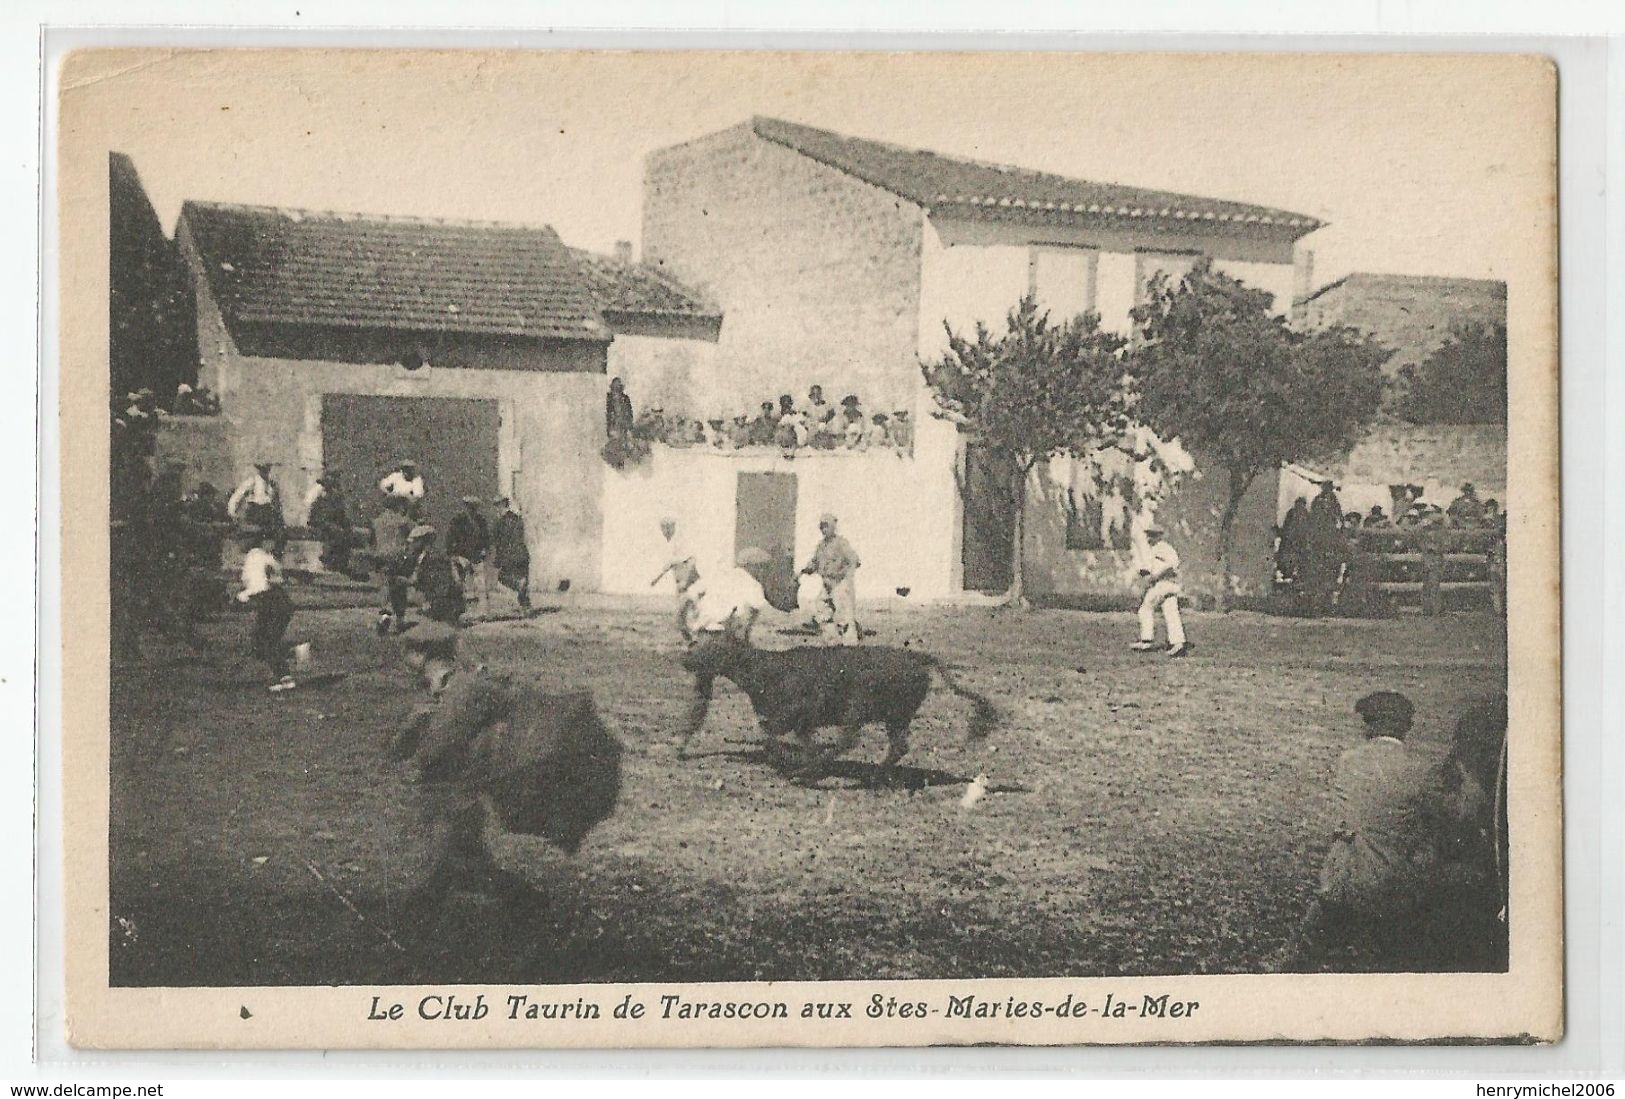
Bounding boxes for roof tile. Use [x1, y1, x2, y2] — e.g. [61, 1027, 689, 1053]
[180, 202, 612, 342]
[750, 116, 1321, 236]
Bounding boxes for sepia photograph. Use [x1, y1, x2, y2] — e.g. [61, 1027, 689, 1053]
[55, 48, 1561, 1048]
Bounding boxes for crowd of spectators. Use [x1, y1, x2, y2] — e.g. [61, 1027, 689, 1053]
[603, 379, 915, 468]
[1275, 481, 1506, 618]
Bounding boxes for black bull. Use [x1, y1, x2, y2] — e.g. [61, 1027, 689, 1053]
[679, 635, 999, 783]
[390, 669, 623, 897]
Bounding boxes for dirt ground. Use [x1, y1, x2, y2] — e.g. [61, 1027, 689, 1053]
[108, 593, 1507, 987]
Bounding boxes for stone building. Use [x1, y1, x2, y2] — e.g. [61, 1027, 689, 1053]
[1294, 272, 1506, 381]
[174, 201, 718, 590]
[628, 117, 1323, 605]
[1285, 272, 1508, 522]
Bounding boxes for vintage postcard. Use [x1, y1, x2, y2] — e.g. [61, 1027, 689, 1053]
[54, 48, 1561, 1048]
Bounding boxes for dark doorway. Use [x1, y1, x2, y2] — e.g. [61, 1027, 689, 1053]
[961, 443, 1017, 594]
[320, 394, 501, 539]
[735, 471, 799, 611]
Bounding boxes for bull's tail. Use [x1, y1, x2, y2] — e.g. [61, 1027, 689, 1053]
[921, 655, 1000, 741]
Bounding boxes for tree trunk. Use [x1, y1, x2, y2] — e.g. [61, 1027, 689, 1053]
[1215, 467, 1255, 614]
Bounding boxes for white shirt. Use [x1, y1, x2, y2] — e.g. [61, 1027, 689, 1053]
[237, 547, 281, 601]
[227, 472, 278, 517]
[1141, 540, 1180, 582]
[379, 471, 426, 499]
[689, 567, 768, 633]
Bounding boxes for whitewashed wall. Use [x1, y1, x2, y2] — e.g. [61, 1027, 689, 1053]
[601, 417, 961, 601]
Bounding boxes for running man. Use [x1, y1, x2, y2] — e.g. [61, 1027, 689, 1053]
[1132, 524, 1193, 657]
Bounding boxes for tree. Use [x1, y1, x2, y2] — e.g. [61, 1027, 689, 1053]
[1395, 321, 1507, 424]
[922, 296, 1131, 604]
[1128, 259, 1387, 609]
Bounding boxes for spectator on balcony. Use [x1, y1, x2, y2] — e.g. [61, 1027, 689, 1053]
[776, 409, 809, 451]
[1365, 505, 1392, 529]
[748, 402, 779, 446]
[728, 415, 753, 448]
[606, 376, 635, 438]
[889, 410, 913, 450]
[863, 413, 891, 450]
[839, 400, 867, 448]
[806, 385, 834, 428]
[632, 406, 667, 442]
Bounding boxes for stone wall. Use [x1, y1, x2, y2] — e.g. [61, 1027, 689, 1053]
[642, 123, 925, 414]
[1297, 273, 1506, 378]
[181, 232, 608, 591]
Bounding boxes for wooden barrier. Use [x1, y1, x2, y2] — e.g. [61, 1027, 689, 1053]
[1357, 527, 1503, 616]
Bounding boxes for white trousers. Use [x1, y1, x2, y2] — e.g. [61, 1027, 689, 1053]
[1138, 579, 1186, 646]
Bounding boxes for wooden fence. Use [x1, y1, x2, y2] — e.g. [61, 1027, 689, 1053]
[1355, 527, 1504, 616]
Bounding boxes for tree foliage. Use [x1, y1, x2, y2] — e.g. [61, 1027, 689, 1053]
[1394, 321, 1507, 424]
[922, 297, 1131, 601]
[1128, 258, 1388, 604]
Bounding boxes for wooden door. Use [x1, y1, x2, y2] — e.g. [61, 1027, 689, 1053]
[320, 394, 501, 539]
[734, 471, 799, 611]
[961, 443, 1017, 593]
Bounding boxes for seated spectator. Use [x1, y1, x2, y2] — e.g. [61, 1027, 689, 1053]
[806, 385, 834, 427]
[890, 410, 913, 449]
[748, 403, 777, 446]
[1274, 691, 1433, 969]
[1446, 482, 1486, 526]
[1365, 505, 1391, 529]
[1483, 498, 1503, 531]
[842, 405, 867, 448]
[632, 407, 667, 442]
[777, 393, 797, 419]
[776, 410, 809, 451]
[864, 413, 891, 450]
[703, 418, 727, 448]
[729, 415, 753, 448]
[809, 419, 841, 450]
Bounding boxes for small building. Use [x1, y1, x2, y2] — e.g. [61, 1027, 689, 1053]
[175, 201, 718, 589]
[1294, 272, 1507, 381]
[628, 117, 1323, 604]
[1286, 273, 1508, 522]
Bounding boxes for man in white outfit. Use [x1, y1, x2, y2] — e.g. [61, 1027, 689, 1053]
[1132, 524, 1193, 658]
[379, 460, 426, 503]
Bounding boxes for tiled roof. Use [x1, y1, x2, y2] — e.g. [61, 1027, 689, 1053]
[1298, 272, 1507, 305]
[751, 116, 1321, 237]
[180, 201, 612, 342]
[566, 247, 721, 321]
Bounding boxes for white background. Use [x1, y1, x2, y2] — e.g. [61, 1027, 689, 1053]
[6, 0, 1622, 1087]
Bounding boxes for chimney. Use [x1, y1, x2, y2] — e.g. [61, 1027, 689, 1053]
[613, 240, 634, 264]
